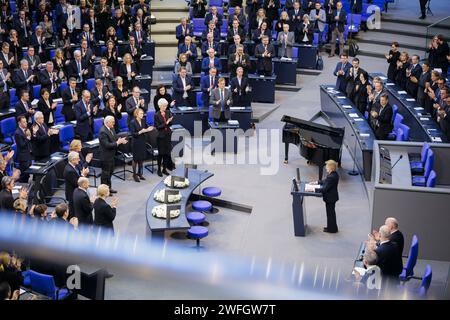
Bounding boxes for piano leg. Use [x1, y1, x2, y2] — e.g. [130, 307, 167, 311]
[284, 142, 289, 164]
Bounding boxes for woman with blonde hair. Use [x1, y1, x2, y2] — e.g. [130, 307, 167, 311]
[93, 184, 118, 234]
[312, 159, 340, 233]
[174, 53, 193, 76]
[119, 53, 137, 90]
[69, 139, 93, 170]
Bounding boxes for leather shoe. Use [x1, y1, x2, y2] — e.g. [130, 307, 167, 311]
[419, 15, 426, 19]
[162, 169, 170, 175]
[138, 175, 146, 180]
[157, 170, 163, 177]
[323, 227, 337, 233]
[110, 189, 118, 194]
[133, 174, 140, 182]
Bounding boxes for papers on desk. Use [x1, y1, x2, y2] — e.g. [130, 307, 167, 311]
[140, 54, 147, 59]
[52, 124, 64, 129]
[13, 186, 22, 190]
[342, 105, 352, 109]
[31, 99, 39, 106]
[336, 96, 346, 99]
[386, 82, 395, 86]
[326, 87, 335, 90]
[85, 138, 99, 145]
[177, 106, 194, 111]
[348, 113, 359, 118]
[432, 137, 442, 142]
[53, 98, 63, 103]
[414, 107, 424, 111]
[70, 120, 77, 125]
[228, 120, 239, 126]
[359, 133, 370, 137]
[20, 288, 26, 295]
[304, 183, 320, 192]
[230, 106, 246, 110]
[379, 76, 387, 80]
[420, 117, 430, 121]
[354, 118, 364, 122]
[29, 165, 42, 170]
[280, 57, 292, 61]
[406, 98, 416, 102]
[397, 91, 407, 95]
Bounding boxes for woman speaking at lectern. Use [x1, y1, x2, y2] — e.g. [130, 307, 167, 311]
[314, 160, 340, 233]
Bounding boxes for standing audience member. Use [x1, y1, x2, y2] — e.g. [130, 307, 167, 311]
[385, 42, 400, 82]
[154, 98, 174, 177]
[14, 116, 32, 182]
[129, 108, 154, 182]
[63, 151, 89, 218]
[328, 1, 346, 57]
[94, 184, 118, 235]
[73, 177, 94, 226]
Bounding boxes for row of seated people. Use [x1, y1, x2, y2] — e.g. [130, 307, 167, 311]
[333, 54, 450, 141]
[185, 1, 359, 56]
[0, 0, 153, 47]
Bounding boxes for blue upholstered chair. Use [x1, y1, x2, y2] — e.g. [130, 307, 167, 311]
[118, 113, 128, 133]
[29, 270, 72, 300]
[396, 123, 410, 141]
[59, 125, 74, 152]
[87, 78, 95, 91]
[187, 226, 209, 247]
[409, 143, 430, 174]
[412, 150, 434, 186]
[196, 92, 203, 107]
[9, 88, 18, 107]
[193, 18, 206, 38]
[399, 235, 418, 282]
[426, 170, 437, 188]
[93, 118, 103, 138]
[0, 117, 17, 144]
[186, 211, 206, 225]
[33, 84, 41, 99]
[419, 265, 432, 296]
[54, 103, 66, 124]
[146, 110, 155, 126]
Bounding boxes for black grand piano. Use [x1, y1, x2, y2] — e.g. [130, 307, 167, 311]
[281, 115, 345, 180]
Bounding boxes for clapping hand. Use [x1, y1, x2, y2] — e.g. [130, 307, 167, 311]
[166, 116, 173, 125]
[19, 187, 28, 199]
[117, 137, 128, 145]
[111, 197, 119, 208]
[69, 217, 79, 229]
[371, 110, 378, 118]
[86, 153, 93, 163]
[81, 167, 89, 177]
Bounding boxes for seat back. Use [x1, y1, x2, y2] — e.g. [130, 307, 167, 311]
[93, 118, 103, 138]
[59, 81, 68, 95]
[118, 112, 128, 132]
[87, 78, 95, 91]
[398, 123, 410, 141]
[426, 170, 437, 188]
[392, 104, 398, 123]
[209, 0, 223, 7]
[292, 47, 298, 59]
[419, 265, 433, 296]
[146, 110, 155, 126]
[403, 235, 419, 279]
[423, 149, 434, 179]
[396, 127, 404, 141]
[59, 125, 74, 146]
[29, 270, 57, 300]
[193, 18, 206, 34]
[421, 142, 430, 164]
[9, 88, 18, 107]
[54, 103, 65, 124]
[196, 92, 203, 107]
[208, 105, 213, 121]
[33, 84, 41, 99]
[0, 117, 17, 137]
[393, 113, 403, 130]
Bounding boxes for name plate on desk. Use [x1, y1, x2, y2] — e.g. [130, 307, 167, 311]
[406, 98, 416, 102]
[228, 120, 239, 126]
[230, 107, 246, 110]
[386, 83, 395, 86]
[86, 138, 99, 145]
[29, 165, 42, 170]
[349, 113, 359, 118]
[177, 106, 194, 111]
[420, 117, 430, 121]
[359, 133, 370, 137]
[336, 96, 346, 99]
[354, 118, 364, 122]
[432, 137, 442, 142]
[397, 91, 407, 95]
[342, 105, 352, 109]
[414, 107, 424, 111]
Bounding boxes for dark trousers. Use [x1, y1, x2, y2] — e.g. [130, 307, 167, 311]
[325, 201, 338, 232]
[420, 0, 428, 16]
[157, 154, 171, 171]
[101, 160, 114, 188]
[213, 111, 228, 123]
[18, 159, 31, 183]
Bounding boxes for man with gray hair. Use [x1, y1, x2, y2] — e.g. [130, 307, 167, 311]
[69, 50, 89, 87]
[31, 111, 58, 161]
[99, 115, 128, 193]
[73, 176, 94, 225]
[370, 217, 404, 257]
[64, 151, 89, 218]
[38, 61, 60, 96]
[13, 59, 34, 97]
[369, 225, 403, 277]
[353, 250, 378, 285]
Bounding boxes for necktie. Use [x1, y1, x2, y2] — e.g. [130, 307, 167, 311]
[220, 90, 225, 110]
[23, 69, 27, 79]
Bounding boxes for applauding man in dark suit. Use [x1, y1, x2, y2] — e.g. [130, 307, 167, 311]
[73, 177, 94, 226]
[99, 116, 128, 193]
[370, 93, 393, 140]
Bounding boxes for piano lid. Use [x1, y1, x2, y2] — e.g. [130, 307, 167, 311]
[281, 115, 345, 149]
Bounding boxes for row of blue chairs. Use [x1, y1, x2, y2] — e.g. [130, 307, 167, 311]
[410, 143, 436, 188]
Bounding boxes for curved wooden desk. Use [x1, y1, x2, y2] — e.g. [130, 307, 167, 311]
[145, 168, 213, 238]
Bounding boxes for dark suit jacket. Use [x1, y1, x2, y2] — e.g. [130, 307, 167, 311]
[37, 98, 55, 125]
[129, 30, 148, 47]
[372, 103, 393, 139]
[0, 189, 14, 210]
[177, 43, 198, 62]
[406, 63, 422, 96]
[228, 53, 250, 78]
[61, 87, 77, 121]
[227, 27, 245, 43]
[175, 23, 194, 44]
[73, 188, 93, 225]
[31, 123, 51, 159]
[201, 28, 220, 43]
[13, 68, 32, 95]
[329, 9, 347, 32]
[334, 61, 351, 93]
[98, 125, 118, 161]
[38, 69, 59, 93]
[390, 230, 405, 257]
[14, 100, 32, 123]
[63, 163, 79, 208]
[318, 171, 339, 203]
[123, 44, 142, 62]
[200, 75, 219, 106]
[68, 59, 89, 83]
[252, 28, 271, 44]
[14, 127, 32, 163]
[172, 75, 195, 105]
[94, 197, 116, 231]
[254, 43, 276, 72]
[201, 41, 220, 57]
[31, 34, 46, 56]
[0, 52, 14, 69]
[230, 76, 250, 107]
[204, 12, 223, 27]
[375, 241, 403, 277]
[345, 67, 366, 100]
[24, 54, 42, 71]
[118, 63, 138, 89]
[201, 57, 221, 73]
[74, 100, 92, 139]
